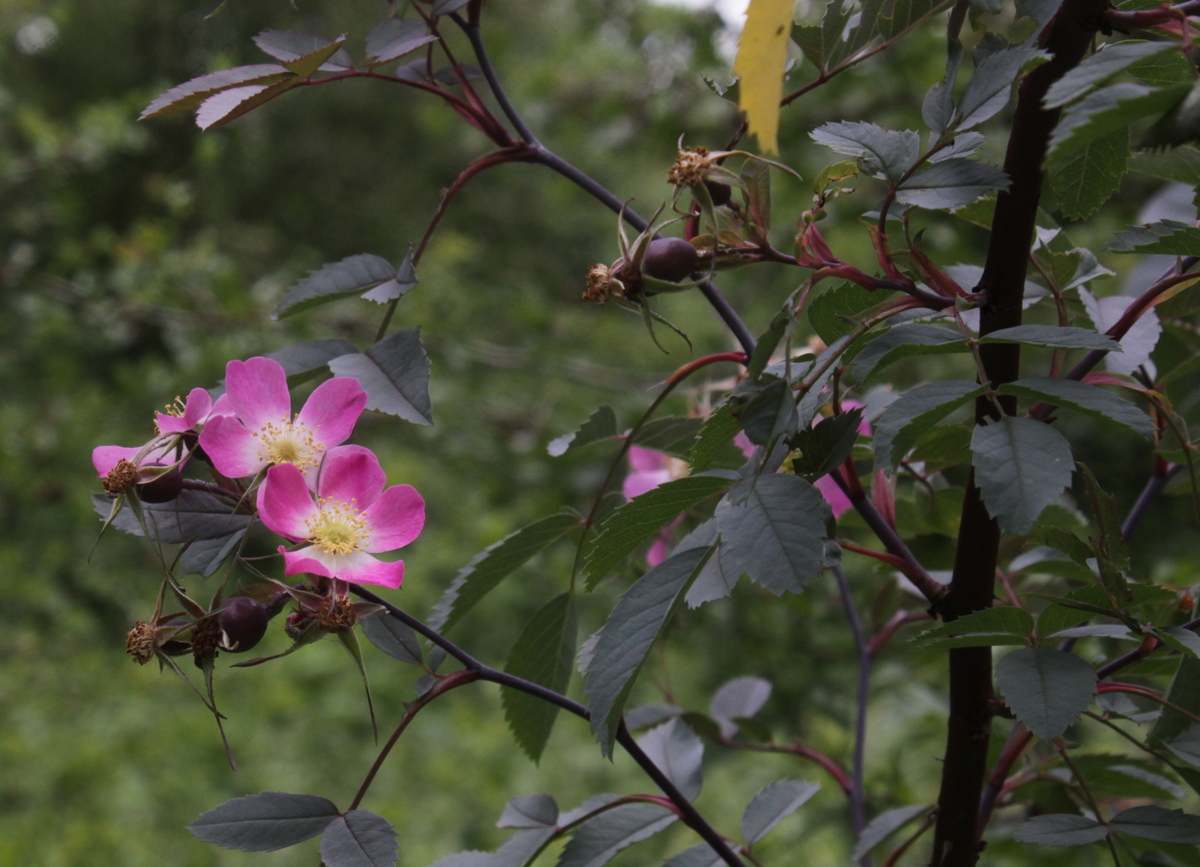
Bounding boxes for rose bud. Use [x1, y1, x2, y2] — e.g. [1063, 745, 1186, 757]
[643, 237, 699, 283]
[705, 180, 733, 207]
[137, 467, 184, 503]
[217, 597, 269, 653]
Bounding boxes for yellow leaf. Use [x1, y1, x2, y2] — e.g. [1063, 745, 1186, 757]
[733, 0, 795, 155]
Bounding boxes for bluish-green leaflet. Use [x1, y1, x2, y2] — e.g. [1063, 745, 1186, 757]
[584, 545, 713, 755]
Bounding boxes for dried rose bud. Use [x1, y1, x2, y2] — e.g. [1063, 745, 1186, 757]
[643, 237, 698, 283]
[217, 597, 269, 653]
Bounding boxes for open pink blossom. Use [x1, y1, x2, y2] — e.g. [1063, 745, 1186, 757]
[199, 356, 367, 486]
[258, 445, 425, 588]
[93, 437, 183, 496]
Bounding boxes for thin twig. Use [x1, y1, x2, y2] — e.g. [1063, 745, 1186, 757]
[834, 566, 871, 859]
[347, 585, 749, 867]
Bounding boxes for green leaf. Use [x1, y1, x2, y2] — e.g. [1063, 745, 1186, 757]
[715, 475, 831, 596]
[1013, 814, 1108, 846]
[1028, 525, 1094, 565]
[810, 121, 920, 184]
[499, 794, 560, 829]
[1107, 219, 1200, 255]
[852, 805, 931, 862]
[995, 647, 1098, 740]
[958, 45, 1048, 129]
[1078, 462, 1131, 572]
[557, 803, 677, 867]
[741, 780, 820, 846]
[850, 324, 968, 381]
[633, 417, 706, 460]
[747, 303, 791, 378]
[807, 282, 895, 345]
[360, 612, 423, 666]
[584, 545, 713, 754]
[328, 328, 432, 425]
[997, 377, 1154, 438]
[1128, 145, 1200, 183]
[365, 19, 437, 66]
[274, 254, 400, 319]
[1049, 82, 1191, 158]
[431, 511, 579, 631]
[972, 416, 1074, 534]
[979, 324, 1118, 351]
[709, 676, 772, 739]
[1151, 657, 1200, 744]
[361, 244, 417, 305]
[873, 380, 985, 473]
[1049, 128, 1129, 221]
[636, 718, 704, 801]
[688, 405, 746, 472]
[502, 593, 577, 762]
[584, 475, 730, 590]
[912, 606, 1035, 648]
[1110, 806, 1200, 844]
[141, 64, 293, 119]
[548, 406, 620, 456]
[791, 409, 864, 479]
[734, 377, 798, 446]
[95, 490, 252, 544]
[267, 339, 359, 378]
[895, 158, 1011, 210]
[1035, 603, 1096, 639]
[195, 80, 299, 130]
[319, 810, 398, 867]
[253, 31, 353, 73]
[1044, 41, 1175, 109]
[1163, 723, 1200, 768]
[664, 844, 724, 867]
[188, 792, 340, 852]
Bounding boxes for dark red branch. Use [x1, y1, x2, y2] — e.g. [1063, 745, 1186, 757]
[932, 2, 1107, 864]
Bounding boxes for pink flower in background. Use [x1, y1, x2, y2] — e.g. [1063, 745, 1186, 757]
[258, 445, 425, 589]
[624, 446, 685, 566]
[199, 356, 367, 485]
[813, 402, 871, 518]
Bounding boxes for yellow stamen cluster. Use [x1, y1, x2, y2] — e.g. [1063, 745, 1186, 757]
[104, 459, 140, 497]
[667, 146, 714, 188]
[306, 498, 369, 556]
[125, 620, 156, 664]
[255, 416, 324, 472]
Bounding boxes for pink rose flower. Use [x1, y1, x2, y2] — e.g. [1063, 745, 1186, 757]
[199, 356, 367, 486]
[624, 446, 684, 566]
[257, 445, 425, 589]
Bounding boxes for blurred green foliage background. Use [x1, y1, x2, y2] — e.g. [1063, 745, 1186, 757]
[2, 1, 1198, 865]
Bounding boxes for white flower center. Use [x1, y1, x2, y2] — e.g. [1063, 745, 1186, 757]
[255, 416, 324, 471]
[305, 498, 368, 556]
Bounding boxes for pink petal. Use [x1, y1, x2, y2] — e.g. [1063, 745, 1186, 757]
[362, 484, 425, 552]
[93, 445, 142, 477]
[839, 400, 872, 437]
[623, 468, 672, 501]
[281, 546, 405, 589]
[198, 414, 264, 479]
[628, 446, 667, 473]
[224, 357, 291, 431]
[155, 387, 214, 435]
[258, 463, 320, 541]
[317, 445, 386, 505]
[734, 432, 755, 458]
[297, 377, 367, 450]
[815, 474, 853, 518]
